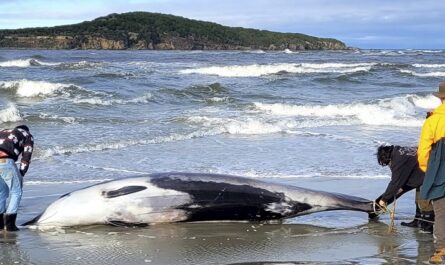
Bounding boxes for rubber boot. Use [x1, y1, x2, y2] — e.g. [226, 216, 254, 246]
[0, 213, 4, 230]
[420, 211, 434, 233]
[4, 214, 19, 232]
[401, 204, 421, 228]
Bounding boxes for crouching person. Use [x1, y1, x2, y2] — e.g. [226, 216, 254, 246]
[0, 125, 34, 232]
[371, 145, 434, 233]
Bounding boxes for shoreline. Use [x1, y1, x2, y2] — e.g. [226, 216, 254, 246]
[0, 176, 434, 265]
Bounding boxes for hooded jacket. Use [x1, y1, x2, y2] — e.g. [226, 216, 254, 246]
[420, 138, 445, 200]
[380, 146, 424, 202]
[418, 103, 445, 172]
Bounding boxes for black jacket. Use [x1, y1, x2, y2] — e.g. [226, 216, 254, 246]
[380, 146, 424, 201]
[0, 127, 34, 176]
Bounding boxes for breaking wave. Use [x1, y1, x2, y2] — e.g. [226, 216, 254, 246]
[253, 94, 440, 127]
[0, 58, 59, 68]
[400, 69, 445, 77]
[0, 58, 104, 70]
[180, 63, 375, 77]
[0, 104, 22, 123]
[185, 116, 297, 135]
[0, 79, 75, 97]
[242, 50, 266, 54]
[0, 79, 153, 106]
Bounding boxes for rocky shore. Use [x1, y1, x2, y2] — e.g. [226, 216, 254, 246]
[0, 12, 347, 50]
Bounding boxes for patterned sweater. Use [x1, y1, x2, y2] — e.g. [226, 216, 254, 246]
[0, 128, 34, 176]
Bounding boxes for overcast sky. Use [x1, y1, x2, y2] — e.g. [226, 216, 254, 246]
[1, 0, 444, 49]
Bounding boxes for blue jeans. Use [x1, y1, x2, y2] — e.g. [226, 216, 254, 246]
[0, 159, 23, 214]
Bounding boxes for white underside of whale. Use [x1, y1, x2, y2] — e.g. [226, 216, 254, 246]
[33, 177, 192, 227]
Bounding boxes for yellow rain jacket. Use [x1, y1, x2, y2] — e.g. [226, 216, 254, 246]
[418, 103, 445, 172]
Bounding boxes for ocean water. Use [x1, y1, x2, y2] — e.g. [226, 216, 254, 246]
[0, 49, 443, 184]
[0, 49, 443, 264]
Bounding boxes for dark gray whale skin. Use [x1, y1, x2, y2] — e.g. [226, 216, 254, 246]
[23, 172, 374, 227]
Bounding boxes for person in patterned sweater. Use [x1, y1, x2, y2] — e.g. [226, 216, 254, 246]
[0, 125, 34, 231]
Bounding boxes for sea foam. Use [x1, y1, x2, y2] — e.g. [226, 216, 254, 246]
[72, 93, 152, 106]
[0, 79, 73, 97]
[38, 130, 219, 159]
[0, 104, 22, 123]
[186, 116, 295, 135]
[412, 63, 445, 68]
[0, 58, 59, 68]
[180, 63, 375, 77]
[253, 94, 439, 127]
[400, 69, 445, 77]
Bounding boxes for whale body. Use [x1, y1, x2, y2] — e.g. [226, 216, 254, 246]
[24, 172, 374, 227]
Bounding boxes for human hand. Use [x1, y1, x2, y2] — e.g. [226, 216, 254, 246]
[378, 200, 387, 208]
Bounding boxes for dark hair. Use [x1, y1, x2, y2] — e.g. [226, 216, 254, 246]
[377, 145, 394, 166]
[15, 125, 30, 132]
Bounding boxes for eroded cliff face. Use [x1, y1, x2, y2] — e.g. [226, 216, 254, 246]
[0, 35, 127, 49]
[0, 33, 346, 50]
[0, 12, 348, 50]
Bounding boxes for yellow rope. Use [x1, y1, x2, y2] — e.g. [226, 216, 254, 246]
[373, 196, 397, 233]
[388, 196, 397, 233]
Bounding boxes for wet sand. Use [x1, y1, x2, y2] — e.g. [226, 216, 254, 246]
[0, 177, 436, 265]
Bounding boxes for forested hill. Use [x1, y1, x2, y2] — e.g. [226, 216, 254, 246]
[0, 12, 347, 50]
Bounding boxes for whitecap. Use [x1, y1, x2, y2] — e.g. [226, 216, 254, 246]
[0, 79, 73, 97]
[0, 104, 22, 123]
[186, 116, 296, 135]
[400, 69, 445, 77]
[253, 94, 438, 127]
[0, 58, 59, 67]
[283, 49, 294, 54]
[180, 63, 375, 77]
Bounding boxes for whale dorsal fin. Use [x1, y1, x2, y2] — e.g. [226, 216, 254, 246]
[103, 186, 147, 198]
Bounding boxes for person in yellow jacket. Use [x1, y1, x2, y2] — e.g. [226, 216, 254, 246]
[418, 81, 445, 264]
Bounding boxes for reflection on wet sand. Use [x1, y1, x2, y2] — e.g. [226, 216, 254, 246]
[0, 232, 32, 265]
[0, 221, 436, 265]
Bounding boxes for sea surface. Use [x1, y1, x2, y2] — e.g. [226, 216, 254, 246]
[0, 49, 444, 264]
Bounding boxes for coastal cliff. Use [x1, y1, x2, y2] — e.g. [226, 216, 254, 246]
[0, 12, 347, 50]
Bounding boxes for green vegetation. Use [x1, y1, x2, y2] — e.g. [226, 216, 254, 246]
[0, 12, 346, 50]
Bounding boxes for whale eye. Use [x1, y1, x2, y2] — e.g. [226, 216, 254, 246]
[103, 186, 147, 198]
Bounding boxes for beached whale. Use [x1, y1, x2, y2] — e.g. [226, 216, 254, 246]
[23, 172, 375, 227]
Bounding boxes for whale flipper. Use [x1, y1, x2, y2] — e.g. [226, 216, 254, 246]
[102, 186, 147, 198]
[107, 220, 149, 227]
